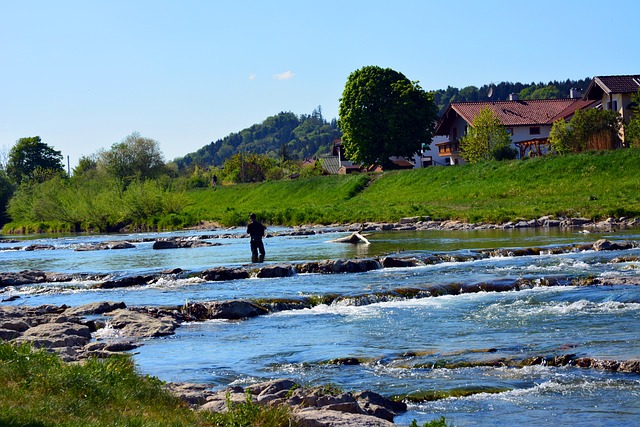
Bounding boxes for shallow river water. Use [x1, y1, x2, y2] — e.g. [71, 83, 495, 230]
[2, 226, 640, 426]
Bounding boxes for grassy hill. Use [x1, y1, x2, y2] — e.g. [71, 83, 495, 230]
[184, 148, 640, 226]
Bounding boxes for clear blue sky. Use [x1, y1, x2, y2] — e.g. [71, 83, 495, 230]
[2, 0, 639, 168]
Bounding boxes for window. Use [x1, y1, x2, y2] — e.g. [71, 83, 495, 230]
[529, 127, 540, 135]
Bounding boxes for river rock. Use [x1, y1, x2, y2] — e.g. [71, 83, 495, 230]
[353, 390, 407, 422]
[107, 309, 178, 338]
[380, 257, 423, 268]
[153, 237, 220, 249]
[201, 267, 250, 281]
[205, 300, 268, 319]
[23, 244, 56, 251]
[64, 301, 127, 317]
[294, 408, 395, 427]
[592, 239, 634, 251]
[256, 264, 296, 278]
[15, 321, 92, 349]
[93, 275, 154, 289]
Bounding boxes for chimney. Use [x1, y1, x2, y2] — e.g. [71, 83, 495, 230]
[570, 88, 582, 99]
[509, 93, 519, 101]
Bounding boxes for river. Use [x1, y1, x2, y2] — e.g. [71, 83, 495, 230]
[2, 226, 639, 426]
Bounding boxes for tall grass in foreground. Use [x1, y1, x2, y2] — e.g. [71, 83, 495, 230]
[0, 342, 292, 427]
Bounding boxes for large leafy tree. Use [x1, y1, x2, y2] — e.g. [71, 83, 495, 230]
[460, 107, 515, 163]
[98, 132, 166, 188]
[6, 136, 64, 185]
[338, 66, 437, 169]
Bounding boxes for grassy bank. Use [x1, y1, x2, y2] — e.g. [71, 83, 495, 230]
[0, 342, 291, 427]
[184, 148, 640, 226]
[2, 148, 639, 233]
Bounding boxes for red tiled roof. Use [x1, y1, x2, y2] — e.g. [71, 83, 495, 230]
[450, 98, 595, 127]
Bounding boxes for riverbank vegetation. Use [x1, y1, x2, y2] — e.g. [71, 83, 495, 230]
[0, 342, 292, 427]
[2, 147, 640, 233]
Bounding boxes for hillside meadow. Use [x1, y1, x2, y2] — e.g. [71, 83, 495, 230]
[184, 148, 640, 226]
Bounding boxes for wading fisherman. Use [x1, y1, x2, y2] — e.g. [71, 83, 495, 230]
[247, 213, 266, 263]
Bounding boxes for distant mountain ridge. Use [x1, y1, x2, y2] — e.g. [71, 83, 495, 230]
[173, 78, 591, 169]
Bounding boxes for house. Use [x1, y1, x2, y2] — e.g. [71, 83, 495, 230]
[582, 74, 640, 140]
[434, 96, 598, 164]
[320, 139, 361, 174]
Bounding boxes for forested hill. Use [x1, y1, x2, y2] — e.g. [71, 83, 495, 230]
[173, 78, 591, 170]
[173, 107, 340, 170]
[433, 77, 592, 113]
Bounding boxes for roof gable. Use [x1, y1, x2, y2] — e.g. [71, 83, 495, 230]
[584, 75, 640, 100]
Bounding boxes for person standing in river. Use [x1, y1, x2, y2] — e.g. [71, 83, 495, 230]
[247, 213, 266, 263]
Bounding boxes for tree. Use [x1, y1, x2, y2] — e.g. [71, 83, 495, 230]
[73, 155, 98, 177]
[0, 169, 13, 225]
[459, 107, 514, 163]
[98, 132, 166, 188]
[625, 88, 640, 148]
[549, 109, 622, 154]
[6, 136, 64, 185]
[338, 66, 437, 169]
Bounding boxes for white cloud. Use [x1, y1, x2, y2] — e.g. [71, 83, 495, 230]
[248, 73, 257, 80]
[273, 70, 294, 80]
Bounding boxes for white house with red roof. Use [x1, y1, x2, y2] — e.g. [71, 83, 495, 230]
[434, 96, 598, 165]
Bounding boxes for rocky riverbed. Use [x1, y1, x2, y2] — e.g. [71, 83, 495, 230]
[2, 218, 640, 426]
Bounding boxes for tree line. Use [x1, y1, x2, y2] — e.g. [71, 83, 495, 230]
[433, 77, 592, 114]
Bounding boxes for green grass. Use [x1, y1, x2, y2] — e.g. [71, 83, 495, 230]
[3, 148, 639, 232]
[184, 148, 640, 226]
[0, 342, 292, 427]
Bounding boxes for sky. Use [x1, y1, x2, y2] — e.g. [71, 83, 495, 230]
[2, 0, 639, 169]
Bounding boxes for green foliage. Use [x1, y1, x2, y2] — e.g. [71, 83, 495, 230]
[0, 169, 14, 225]
[6, 136, 64, 185]
[459, 107, 513, 163]
[174, 107, 340, 171]
[98, 132, 166, 188]
[339, 66, 437, 169]
[550, 109, 622, 154]
[208, 391, 292, 427]
[0, 342, 292, 427]
[221, 152, 276, 183]
[6, 173, 186, 232]
[409, 416, 453, 427]
[625, 88, 640, 148]
[519, 84, 560, 100]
